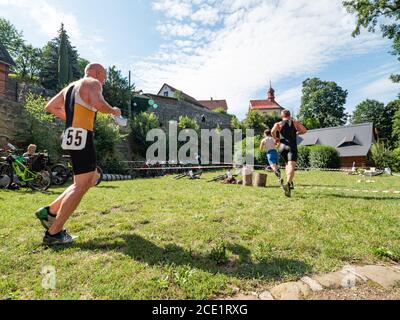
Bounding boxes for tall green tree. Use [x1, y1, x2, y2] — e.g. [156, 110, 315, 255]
[0, 18, 24, 58]
[14, 44, 42, 82]
[344, 0, 400, 83]
[243, 110, 268, 136]
[299, 78, 348, 129]
[103, 66, 134, 117]
[40, 24, 82, 90]
[78, 58, 90, 77]
[392, 103, 400, 146]
[58, 24, 70, 87]
[351, 99, 397, 140]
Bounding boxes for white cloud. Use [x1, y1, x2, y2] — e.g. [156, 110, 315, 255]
[134, 0, 387, 118]
[153, 0, 193, 20]
[0, 0, 105, 63]
[360, 77, 399, 101]
[192, 5, 220, 25]
[157, 22, 197, 37]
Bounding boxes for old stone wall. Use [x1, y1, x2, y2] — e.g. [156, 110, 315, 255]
[0, 97, 27, 142]
[147, 95, 232, 130]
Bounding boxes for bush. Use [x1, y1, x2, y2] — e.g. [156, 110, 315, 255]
[94, 113, 124, 165]
[178, 115, 200, 132]
[102, 158, 129, 174]
[130, 112, 160, 159]
[370, 143, 393, 169]
[309, 145, 340, 169]
[234, 135, 266, 166]
[17, 93, 62, 159]
[297, 145, 311, 169]
[391, 148, 400, 172]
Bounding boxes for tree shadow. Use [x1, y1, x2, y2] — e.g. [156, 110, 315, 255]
[325, 193, 400, 201]
[53, 233, 311, 281]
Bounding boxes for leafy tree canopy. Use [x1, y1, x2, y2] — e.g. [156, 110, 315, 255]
[299, 78, 348, 129]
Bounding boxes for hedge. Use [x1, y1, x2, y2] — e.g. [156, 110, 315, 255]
[297, 145, 311, 169]
[309, 145, 340, 169]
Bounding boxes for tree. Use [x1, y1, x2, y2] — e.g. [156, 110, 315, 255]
[14, 44, 42, 82]
[343, 0, 400, 83]
[351, 99, 397, 140]
[299, 78, 348, 129]
[58, 24, 70, 86]
[393, 106, 400, 147]
[78, 58, 90, 77]
[40, 24, 81, 90]
[130, 112, 160, 159]
[173, 90, 184, 101]
[0, 18, 24, 58]
[243, 110, 268, 136]
[103, 66, 134, 117]
[40, 40, 59, 90]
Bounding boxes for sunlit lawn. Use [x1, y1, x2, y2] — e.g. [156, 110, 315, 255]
[0, 171, 399, 300]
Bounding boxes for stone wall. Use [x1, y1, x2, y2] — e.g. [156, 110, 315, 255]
[0, 97, 27, 142]
[147, 95, 232, 130]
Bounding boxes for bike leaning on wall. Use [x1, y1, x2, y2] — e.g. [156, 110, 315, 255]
[0, 149, 52, 191]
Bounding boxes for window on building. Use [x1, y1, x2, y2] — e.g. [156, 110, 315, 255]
[164, 92, 169, 97]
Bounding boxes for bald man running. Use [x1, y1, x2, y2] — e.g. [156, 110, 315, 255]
[35, 63, 121, 245]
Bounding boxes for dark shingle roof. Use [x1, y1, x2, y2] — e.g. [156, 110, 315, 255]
[297, 123, 375, 157]
[0, 42, 15, 66]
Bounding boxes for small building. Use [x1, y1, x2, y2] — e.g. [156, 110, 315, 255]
[0, 42, 15, 99]
[198, 98, 229, 112]
[297, 123, 376, 167]
[157, 83, 205, 108]
[249, 84, 284, 116]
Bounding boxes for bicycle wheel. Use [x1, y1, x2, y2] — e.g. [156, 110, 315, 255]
[95, 166, 103, 186]
[0, 163, 12, 189]
[28, 170, 52, 191]
[50, 164, 69, 186]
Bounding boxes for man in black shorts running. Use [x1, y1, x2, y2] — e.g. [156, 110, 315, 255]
[35, 63, 121, 245]
[271, 110, 307, 197]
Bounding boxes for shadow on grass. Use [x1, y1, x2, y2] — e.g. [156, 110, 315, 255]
[325, 193, 400, 201]
[53, 233, 311, 281]
[96, 185, 120, 190]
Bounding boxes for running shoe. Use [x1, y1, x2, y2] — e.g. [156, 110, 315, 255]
[289, 182, 295, 190]
[283, 184, 291, 198]
[35, 207, 56, 230]
[43, 230, 78, 246]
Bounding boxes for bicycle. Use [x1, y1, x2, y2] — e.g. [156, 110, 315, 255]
[0, 149, 52, 191]
[51, 155, 103, 186]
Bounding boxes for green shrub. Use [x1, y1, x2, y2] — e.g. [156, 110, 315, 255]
[309, 145, 340, 169]
[102, 158, 129, 174]
[233, 135, 266, 166]
[17, 93, 62, 158]
[391, 148, 400, 172]
[94, 113, 124, 165]
[130, 112, 160, 159]
[178, 115, 200, 132]
[370, 142, 393, 169]
[297, 145, 311, 169]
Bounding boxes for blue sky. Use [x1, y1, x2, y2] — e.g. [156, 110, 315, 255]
[0, 0, 398, 119]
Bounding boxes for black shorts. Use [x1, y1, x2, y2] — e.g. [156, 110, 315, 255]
[279, 143, 298, 163]
[69, 131, 97, 176]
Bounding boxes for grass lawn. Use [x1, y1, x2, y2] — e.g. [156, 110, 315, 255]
[0, 171, 399, 300]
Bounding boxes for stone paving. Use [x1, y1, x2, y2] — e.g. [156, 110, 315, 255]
[225, 264, 400, 300]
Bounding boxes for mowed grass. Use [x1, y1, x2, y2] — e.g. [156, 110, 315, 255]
[0, 171, 399, 300]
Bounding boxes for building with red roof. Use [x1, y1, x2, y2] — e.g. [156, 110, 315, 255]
[249, 84, 284, 116]
[198, 98, 228, 112]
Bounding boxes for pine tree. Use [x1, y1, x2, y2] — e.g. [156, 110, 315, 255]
[58, 24, 69, 87]
[40, 23, 82, 90]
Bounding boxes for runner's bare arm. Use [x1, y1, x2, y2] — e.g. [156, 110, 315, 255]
[87, 80, 121, 116]
[45, 90, 66, 121]
[259, 139, 265, 152]
[294, 121, 308, 135]
[271, 123, 281, 142]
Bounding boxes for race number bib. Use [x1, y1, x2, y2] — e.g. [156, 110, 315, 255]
[61, 128, 88, 151]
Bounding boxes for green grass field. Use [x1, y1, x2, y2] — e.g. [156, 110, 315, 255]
[0, 171, 399, 300]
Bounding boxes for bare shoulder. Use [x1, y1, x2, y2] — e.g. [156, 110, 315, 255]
[81, 77, 102, 90]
